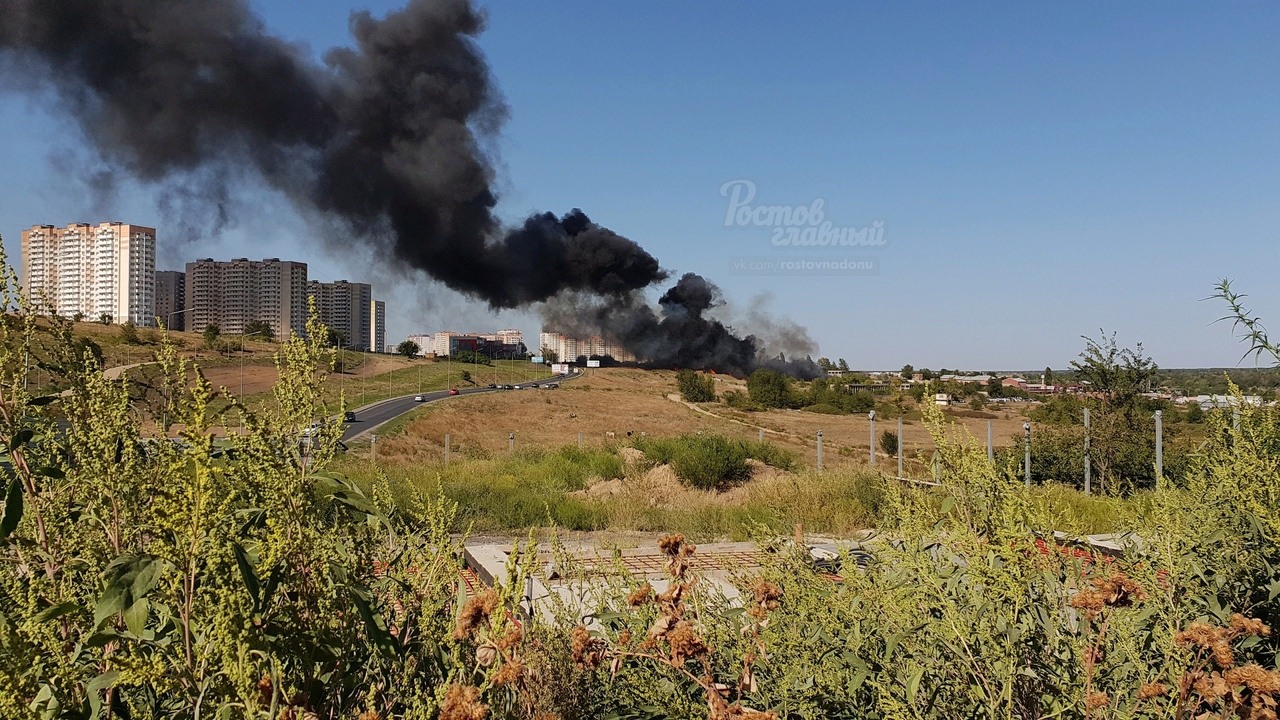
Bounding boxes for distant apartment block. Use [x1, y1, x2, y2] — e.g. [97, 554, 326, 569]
[538, 330, 635, 363]
[307, 280, 372, 350]
[20, 222, 156, 325]
[370, 300, 386, 353]
[185, 258, 308, 339]
[155, 270, 186, 330]
[405, 334, 433, 355]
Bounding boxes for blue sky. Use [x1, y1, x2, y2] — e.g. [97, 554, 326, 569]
[2, 1, 1277, 369]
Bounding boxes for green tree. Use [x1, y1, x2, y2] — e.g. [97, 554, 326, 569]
[676, 369, 716, 402]
[460, 369, 472, 384]
[838, 358, 850, 372]
[243, 319, 275, 342]
[879, 429, 899, 457]
[202, 323, 220, 348]
[540, 348, 558, 363]
[747, 369, 795, 409]
[118, 320, 140, 345]
[900, 364, 914, 379]
[396, 339, 420, 358]
[1044, 366, 1054, 385]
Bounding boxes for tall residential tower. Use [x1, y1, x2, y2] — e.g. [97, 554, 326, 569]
[21, 222, 156, 325]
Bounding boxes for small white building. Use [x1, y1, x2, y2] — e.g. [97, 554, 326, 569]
[935, 393, 953, 406]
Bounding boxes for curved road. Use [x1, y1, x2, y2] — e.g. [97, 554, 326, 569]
[340, 372, 581, 443]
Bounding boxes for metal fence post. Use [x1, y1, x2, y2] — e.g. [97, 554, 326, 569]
[1083, 408, 1091, 494]
[868, 411, 876, 466]
[1023, 422, 1031, 488]
[509, 432, 515, 452]
[445, 433, 451, 464]
[371, 433, 377, 461]
[1155, 410, 1163, 478]
[759, 428, 764, 443]
[578, 431, 583, 449]
[816, 430, 823, 473]
[897, 417, 903, 478]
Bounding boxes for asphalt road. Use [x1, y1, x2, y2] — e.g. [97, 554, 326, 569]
[339, 372, 580, 443]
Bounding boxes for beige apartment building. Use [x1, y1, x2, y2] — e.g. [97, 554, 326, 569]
[538, 330, 636, 363]
[185, 258, 308, 339]
[20, 222, 156, 325]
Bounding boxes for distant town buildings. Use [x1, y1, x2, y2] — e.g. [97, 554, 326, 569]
[370, 300, 386, 353]
[155, 270, 185, 330]
[538, 330, 636, 363]
[20, 222, 156, 325]
[185, 258, 309, 339]
[403, 329, 526, 358]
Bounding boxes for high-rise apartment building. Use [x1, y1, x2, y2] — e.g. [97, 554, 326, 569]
[307, 280, 372, 350]
[370, 300, 386, 353]
[185, 258, 308, 339]
[20, 222, 156, 325]
[155, 270, 186, 330]
[538, 330, 636, 363]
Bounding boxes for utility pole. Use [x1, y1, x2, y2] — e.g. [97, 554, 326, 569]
[1155, 410, 1163, 478]
[1084, 407, 1091, 494]
[1023, 421, 1032, 488]
[987, 421, 993, 462]
[816, 430, 823, 473]
[897, 417, 903, 478]
[868, 411, 876, 466]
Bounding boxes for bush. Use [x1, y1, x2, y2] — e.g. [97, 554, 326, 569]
[879, 429, 898, 456]
[802, 403, 843, 414]
[722, 389, 763, 411]
[632, 433, 797, 490]
[676, 368, 716, 402]
[118, 320, 141, 344]
[747, 368, 796, 408]
[632, 434, 747, 490]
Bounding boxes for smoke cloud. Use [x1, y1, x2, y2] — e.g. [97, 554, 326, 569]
[0, 0, 818, 377]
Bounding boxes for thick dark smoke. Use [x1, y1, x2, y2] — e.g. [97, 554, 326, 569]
[0, 0, 818, 376]
[541, 274, 821, 379]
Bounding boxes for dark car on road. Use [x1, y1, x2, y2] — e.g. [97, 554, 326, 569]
[344, 411, 357, 422]
[487, 383, 496, 388]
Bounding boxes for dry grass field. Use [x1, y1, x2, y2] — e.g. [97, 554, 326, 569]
[368, 367, 1033, 472]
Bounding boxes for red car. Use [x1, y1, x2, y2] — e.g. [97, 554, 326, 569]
[448, 388, 460, 396]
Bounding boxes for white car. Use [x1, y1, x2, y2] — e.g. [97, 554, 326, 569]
[414, 395, 425, 402]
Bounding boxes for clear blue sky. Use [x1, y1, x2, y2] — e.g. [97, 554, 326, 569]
[2, 1, 1277, 369]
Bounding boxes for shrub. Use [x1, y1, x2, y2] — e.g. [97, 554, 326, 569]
[747, 368, 796, 408]
[879, 429, 898, 456]
[676, 368, 716, 402]
[633, 434, 749, 490]
[722, 389, 763, 411]
[118, 320, 141, 344]
[802, 403, 843, 414]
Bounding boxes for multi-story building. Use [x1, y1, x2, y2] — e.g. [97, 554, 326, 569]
[370, 300, 386, 353]
[539, 330, 636, 363]
[405, 333, 434, 356]
[306, 280, 372, 350]
[185, 258, 308, 339]
[20, 222, 156, 325]
[155, 270, 186, 330]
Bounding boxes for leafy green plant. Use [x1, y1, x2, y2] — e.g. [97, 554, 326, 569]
[675, 369, 716, 403]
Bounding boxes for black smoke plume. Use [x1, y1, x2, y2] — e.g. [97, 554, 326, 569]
[0, 0, 817, 376]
